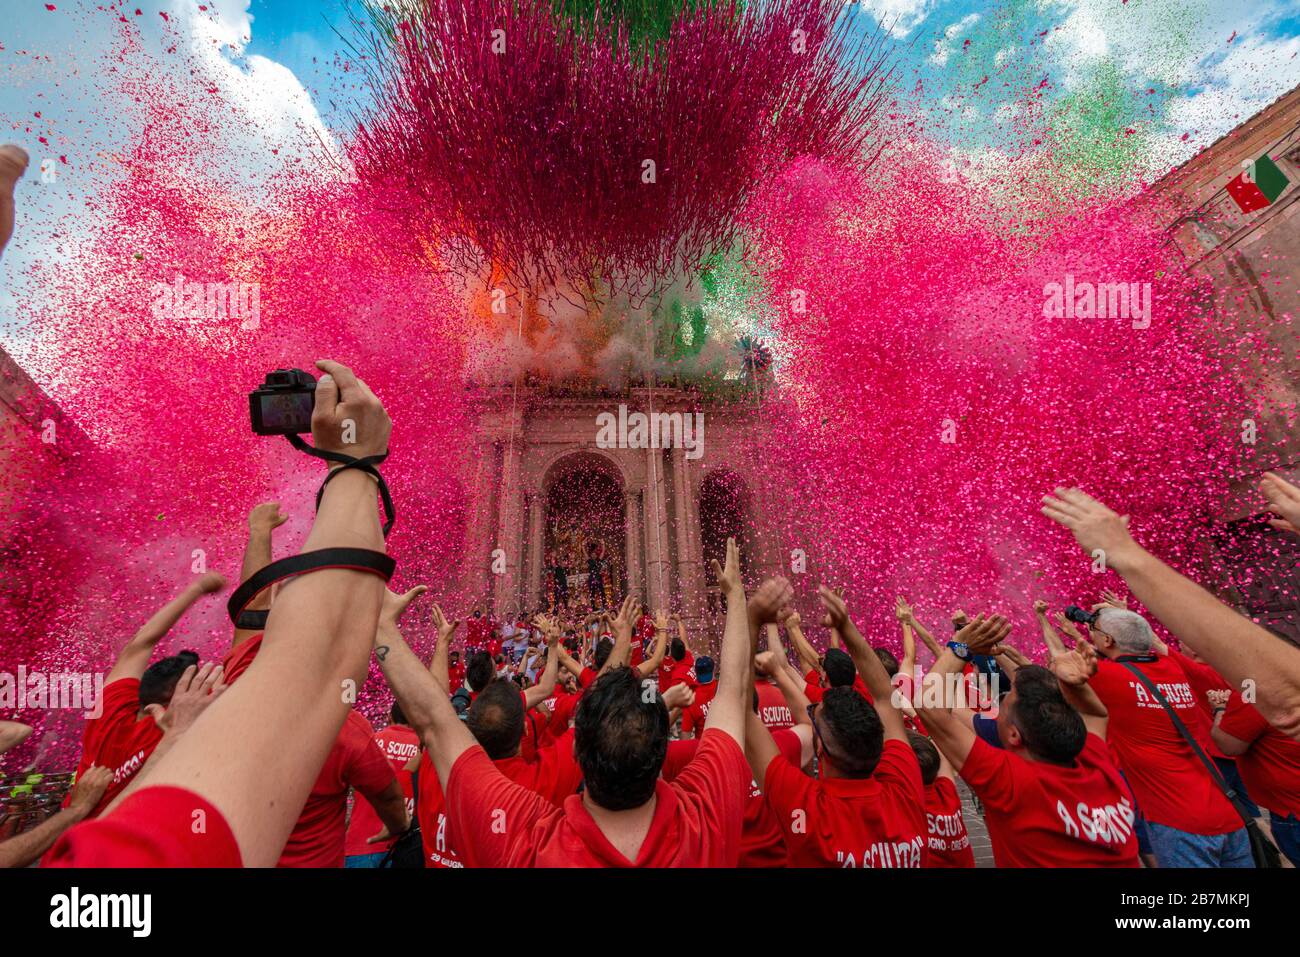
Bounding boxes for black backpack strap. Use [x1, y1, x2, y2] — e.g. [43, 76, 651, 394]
[226, 547, 396, 625]
[1117, 661, 1277, 845]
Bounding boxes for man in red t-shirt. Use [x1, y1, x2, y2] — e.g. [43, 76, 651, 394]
[1086, 607, 1249, 867]
[916, 616, 1141, 868]
[417, 679, 585, 867]
[344, 702, 420, 867]
[802, 648, 872, 705]
[377, 546, 765, 867]
[681, 656, 718, 737]
[908, 732, 974, 867]
[1213, 691, 1300, 866]
[747, 588, 928, 868]
[70, 573, 227, 818]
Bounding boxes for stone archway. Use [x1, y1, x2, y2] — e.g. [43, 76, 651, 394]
[698, 468, 754, 614]
[540, 451, 627, 613]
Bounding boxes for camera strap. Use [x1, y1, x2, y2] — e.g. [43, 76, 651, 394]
[226, 547, 397, 626]
[286, 433, 395, 538]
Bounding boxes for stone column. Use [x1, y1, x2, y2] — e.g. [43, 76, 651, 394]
[493, 437, 525, 614]
[624, 488, 643, 600]
[464, 437, 497, 607]
[526, 489, 545, 609]
[671, 445, 705, 618]
[644, 445, 670, 610]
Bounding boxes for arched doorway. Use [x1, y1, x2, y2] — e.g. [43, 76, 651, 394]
[698, 469, 754, 614]
[543, 452, 626, 613]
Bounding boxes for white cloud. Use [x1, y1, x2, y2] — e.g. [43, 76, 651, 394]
[855, 0, 937, 37]
[929, 13, 981, 67]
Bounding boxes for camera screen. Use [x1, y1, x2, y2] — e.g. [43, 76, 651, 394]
[258, 391, 315, 433]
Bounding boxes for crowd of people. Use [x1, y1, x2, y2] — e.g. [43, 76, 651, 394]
[1, 355, 1299, 869]
[2, 144, 1300, 870]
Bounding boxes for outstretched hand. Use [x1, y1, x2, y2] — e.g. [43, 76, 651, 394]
[1261, 472, 1300, 535]
[146, 662, 227, 737]
[312, 360, 391, 460]
[710, 537, 743, 597]
[1041, 487, 1139, 567]
[1049, 643, 1098, 687]
[953, 614, 1011, 656]
[381, 585, 429, 626]
[749, 578, 792, 627]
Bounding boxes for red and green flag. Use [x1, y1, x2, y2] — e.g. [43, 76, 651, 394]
[1227, 153, 1289, 213]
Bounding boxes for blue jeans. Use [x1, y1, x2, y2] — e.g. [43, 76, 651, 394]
[344, 851, 387, 869]
[1146, 822, 1253, 868]
[1270, 812, 1300, 867]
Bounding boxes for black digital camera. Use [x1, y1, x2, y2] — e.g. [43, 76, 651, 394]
[249, 369, 316, 436]
[1064, 604, 1101, 627]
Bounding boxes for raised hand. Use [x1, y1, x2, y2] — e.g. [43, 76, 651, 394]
[1206, 688, 1231, 711]
[654, 609, 669, 632]
[1033, 599, 1049, 616]
[146, 662, 227, 737]
[311, 360, 392, 460]
[1049, 642, 1099, 686]
[1260, 471, 1300, 535]
[753, 649, 781, 678]
[381, 585, 429, 626]
[749, 578, 793, 627]
[709, 537, 743, 597]
[611, 594, 641, 642]
[661, 681, 695, 712]
[954, 614, 1011, 656]
[430, 603, 459, 641]
[0, 145, 28, 261]
[816, 585, 850, 629]
[1053, 611, 1086, 644]
[1099, 588, 1128, 610]
[894, 596, 913, 622]
[1041, 487, 1139, 568]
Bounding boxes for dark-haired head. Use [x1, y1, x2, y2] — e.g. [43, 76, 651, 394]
[593, 636, 615, 671]
[996, 665, 1086, 765]
[139, 651, 200, 710]
[670, 638, 686, 662]
[822, 648, 856, 688]
[874, 647, 899, 678]
[390, 699, 408, 726]
[908, 730, 940, 785]
[814, 686, 883, 779]
[466, 650, 495, 692]
[574, 667, 668, 811]
[467, 679, 525, 760]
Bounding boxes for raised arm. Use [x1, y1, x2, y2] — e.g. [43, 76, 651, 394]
[1043, 486, 1300, 738]
[1051, 643, 1108, 738]
[703, 538, 764, 747]
[0, 720, 33, 757]
[898, 597, 945, 660]
[818, 586, 905, 743]
[780, 608, 822, 678]
[232, 503, 288, 649]
[106, 361, 393, 866]
[427, 600, 456, 688]
[603, 595, 640, 676]
[895, 598, 917, 680]
[634, 610, 670, 679]
[523, 617, 561, 709]
[106, 573, 226, 683]
[912, 616, 1010, 772]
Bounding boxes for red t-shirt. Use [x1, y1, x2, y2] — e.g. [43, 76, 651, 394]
[1090, 656, 1240, 835]
[682, 681, 718, 736]
[221, 633, 263, 684]
[417, 728, 583, 869]
[763, 738, 927, 868]
[46, 786, 242, 867]
[1168, 649, 1232, 761]
[923, 777, 975, 868]
[960, 733, 1140, 868]
[445, 729, 748, 867]
[579, 667, 599, 690]
[543, 690, 580, 743]
[1218, 693, 1300, 818]
[756, 681, 795, 730]
[70, 677, 163, 818]
[278, 710, 397, 867]
[663, 728, 803, 867]
[447, 661, 466, 692]
[660, 652, 697, 693]
[343, 723, 420, 857]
